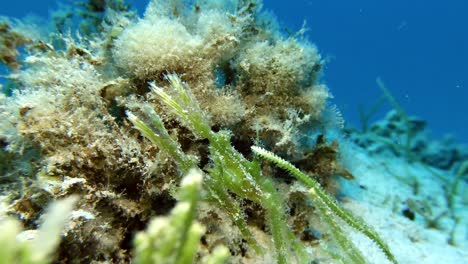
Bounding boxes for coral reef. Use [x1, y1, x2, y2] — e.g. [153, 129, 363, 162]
[0, 0, 399, 263]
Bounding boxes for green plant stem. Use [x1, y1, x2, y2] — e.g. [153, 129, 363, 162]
[252, 145, 398, 264]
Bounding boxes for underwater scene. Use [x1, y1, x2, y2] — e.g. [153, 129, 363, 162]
[0, 0, 466, 263]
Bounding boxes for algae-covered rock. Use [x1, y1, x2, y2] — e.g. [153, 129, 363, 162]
[0, 1, 382, 263]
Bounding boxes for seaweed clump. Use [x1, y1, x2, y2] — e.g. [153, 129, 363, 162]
[0, 21, 32, 70]
[0, 0, 396, 263]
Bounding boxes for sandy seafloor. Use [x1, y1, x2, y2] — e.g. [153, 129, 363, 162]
[333, 143, 468, 263]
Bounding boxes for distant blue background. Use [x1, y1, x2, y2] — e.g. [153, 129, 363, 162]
[2, 0, 467, 143]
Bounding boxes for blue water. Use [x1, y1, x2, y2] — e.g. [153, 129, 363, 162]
[265, 0, 468, 145]
[2, 0, 467, 143]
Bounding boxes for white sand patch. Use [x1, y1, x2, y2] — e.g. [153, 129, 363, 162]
[339, 144, 467, 263]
